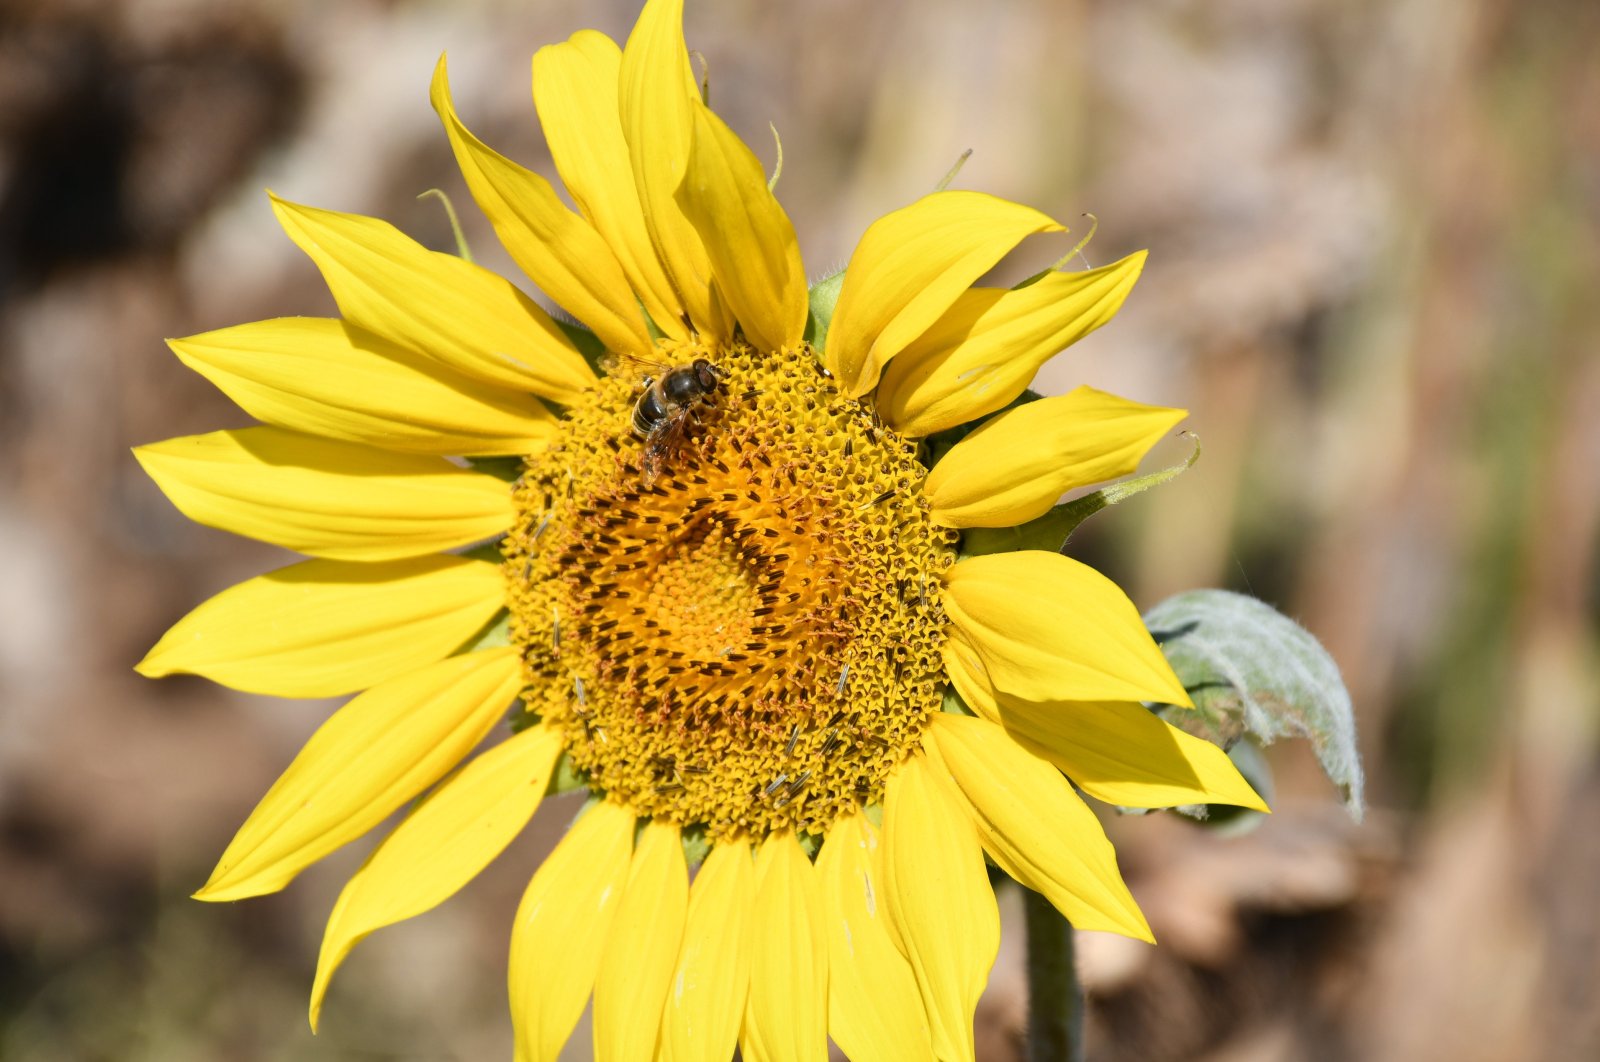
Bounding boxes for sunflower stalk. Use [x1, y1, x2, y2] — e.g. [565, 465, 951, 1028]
[1024, 886, 1085, 1062]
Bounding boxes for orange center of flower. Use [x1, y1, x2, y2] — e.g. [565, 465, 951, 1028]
[504, 340, 956, 839]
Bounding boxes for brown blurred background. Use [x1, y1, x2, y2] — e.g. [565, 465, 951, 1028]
[1, 0, 1596, 1058]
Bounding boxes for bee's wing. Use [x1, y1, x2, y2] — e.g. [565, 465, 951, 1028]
[641, 408, 694, 483]
[599, 351, 671, 376]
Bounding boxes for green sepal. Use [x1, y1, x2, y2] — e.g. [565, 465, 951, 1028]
[556, 316, 610, 375]
[465, 456, 524, 482]
[1144, 589, 1363, 820]
[960, 433, 1200, 559]
[941, 682, 977, 717]
[417, 188, 474, 263]
[455, 608, 510, 653]
[803, 269, 845, 349]
[544, 752, 590, 797]
[680, 823, 711, 868]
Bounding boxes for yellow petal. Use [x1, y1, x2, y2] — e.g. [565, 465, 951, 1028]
[270, 194, 594, 404]
[618, 0, 730, 342]
[310, 722, 564, 1030]
[194, 647, 521, 902]
[942, 550, 1192, 707]
[824, 191, 1063, 397]
[878, 252, 1146, 437]
[882, 752, 998, 1062]
[594, 820, 688, 1062]
[133, 428, 512, 562]
[431, 56, 652, 358]
[534, 29, 686, 341]
[740, 833, 827, 1062]
[816, 813, 932, 1062]
[660, 840, 753, 1062]
[169, 317, 556, 457]
[943, 631, 999, 720]
[136, 554, 504, 698]
[924, 386, 1186, 527]
[926, 713, 1152, 942]
[675, 100, 806, 353]
[509, 801, 634, 1062]
[996, 699, 1268, 812]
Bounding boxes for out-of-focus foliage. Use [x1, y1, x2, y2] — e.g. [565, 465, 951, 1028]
[1, 0, 1594, 1060]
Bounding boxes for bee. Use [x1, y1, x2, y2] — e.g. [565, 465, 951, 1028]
[601, 353, 723, 483]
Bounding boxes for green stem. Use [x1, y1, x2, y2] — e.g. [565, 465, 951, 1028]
[1023, 887, 1084, 1062]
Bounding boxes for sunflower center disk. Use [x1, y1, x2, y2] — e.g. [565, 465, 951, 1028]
[505, 342, 957, 840]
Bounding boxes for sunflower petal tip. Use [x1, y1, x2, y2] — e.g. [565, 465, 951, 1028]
[191, 878, 228, 903]
[132, 652, 168, 679]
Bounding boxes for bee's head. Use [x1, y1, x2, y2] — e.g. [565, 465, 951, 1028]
[691, 358, 721, 392]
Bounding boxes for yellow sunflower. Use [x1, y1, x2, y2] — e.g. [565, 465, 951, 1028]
[135, 1, 1265, 1058]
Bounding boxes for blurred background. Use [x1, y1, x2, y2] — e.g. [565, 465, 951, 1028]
[1, 0, 1595, 1058]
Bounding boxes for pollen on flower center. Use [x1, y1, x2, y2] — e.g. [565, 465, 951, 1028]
[504, 340, 957, 839]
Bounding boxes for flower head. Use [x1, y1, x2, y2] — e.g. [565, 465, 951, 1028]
[136, 1, 1265, 1057]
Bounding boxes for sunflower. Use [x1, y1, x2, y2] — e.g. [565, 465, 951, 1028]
[135, 1, 1264, 1058]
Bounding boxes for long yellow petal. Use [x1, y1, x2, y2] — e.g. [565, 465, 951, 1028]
[194, 647, 521, 902]
[943, 631, 999, 719]
[926, 713, 1153, 942]
[816, 813, 932, 1062]
[824, 191, 1063, 397]
[740, 833, 827, 1062]
[169, 317, 556, 457]
[594, 820, 688, 1062]
[270, 194, 594, 404]
[942, 550, 1192, 707]
[660, 840, 753, 1062]
[882, 753, 998, 1062]
[618, 0, 730, 342]
[136, 555, 504, 698]
[134, 428, 512, 562]
[878, 252, 1146, 437]
[533, 29, 686, 341]
[924, 386, 1186, 527]
[309, 722, 564, 1030]
[994, 699, 1267, 812]
[431, 56, 652, 358]
[508, 801, 634, 1062]
[676, 101, 806, 353]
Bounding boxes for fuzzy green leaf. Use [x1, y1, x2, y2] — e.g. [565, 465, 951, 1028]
[802, 269, 845, 349]
[1144, 589, 1363, 820]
